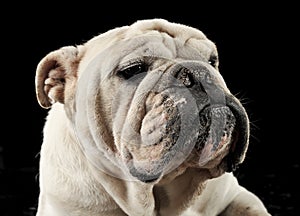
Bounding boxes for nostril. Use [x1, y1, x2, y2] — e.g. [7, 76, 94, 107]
[176, 67, 194, 88]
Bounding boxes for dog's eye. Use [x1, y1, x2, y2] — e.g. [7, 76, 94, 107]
[118, 63, 147, 79]
[208, 55, 218, 68]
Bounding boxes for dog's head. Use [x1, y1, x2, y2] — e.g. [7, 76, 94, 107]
[35, 19, 249, 183]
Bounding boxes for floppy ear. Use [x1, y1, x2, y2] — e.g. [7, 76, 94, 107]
[35, 46, 81, 109]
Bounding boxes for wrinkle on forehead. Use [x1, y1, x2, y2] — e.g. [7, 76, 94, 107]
[126, 18, 207, 41]
[124, 19, 218, 60]
[78, 19, 218, 78]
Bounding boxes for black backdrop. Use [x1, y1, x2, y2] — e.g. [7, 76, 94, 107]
[1, 3, 298, 216]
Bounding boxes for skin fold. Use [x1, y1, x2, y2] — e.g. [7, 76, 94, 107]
[34, 18, 271, 216]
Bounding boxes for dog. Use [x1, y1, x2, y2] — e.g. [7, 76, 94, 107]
[34, 18, 271, 215]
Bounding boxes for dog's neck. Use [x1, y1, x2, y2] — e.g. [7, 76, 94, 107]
[153, 167, 212, 215]
[88, 166, 211, 215]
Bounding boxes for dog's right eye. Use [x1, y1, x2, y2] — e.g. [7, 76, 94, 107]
[118, 63, 147, 79]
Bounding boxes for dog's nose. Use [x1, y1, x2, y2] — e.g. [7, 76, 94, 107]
[172, 62, 228, 105]
[174, 66, 195, 88]
[172, 62, 219, 92]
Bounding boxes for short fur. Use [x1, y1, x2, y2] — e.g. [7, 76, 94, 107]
[35, 18, 271, 216]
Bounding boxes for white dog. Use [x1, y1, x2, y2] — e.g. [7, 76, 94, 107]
[34, 18, 271, 215]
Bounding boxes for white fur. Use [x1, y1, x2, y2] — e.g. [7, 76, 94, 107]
[35, 19, 271, 216]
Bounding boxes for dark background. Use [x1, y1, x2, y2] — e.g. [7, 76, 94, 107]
[1, 3, 298, 216]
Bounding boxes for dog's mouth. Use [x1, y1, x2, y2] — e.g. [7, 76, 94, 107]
[121, 91, 247, 183]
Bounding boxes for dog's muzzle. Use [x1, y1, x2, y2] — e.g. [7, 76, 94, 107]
[119, 61, 249, 183]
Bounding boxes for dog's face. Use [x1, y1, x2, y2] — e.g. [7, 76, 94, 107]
[36, 19, 249, 183]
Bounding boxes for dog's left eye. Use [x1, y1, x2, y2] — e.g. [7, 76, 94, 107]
[208, 55, 218, 68]
[118, 63, 147, 79]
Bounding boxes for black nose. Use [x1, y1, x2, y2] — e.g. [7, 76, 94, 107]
[172, 62, 226, 105]
[174, 66, 195, 88]
[172, 62, 214, 91]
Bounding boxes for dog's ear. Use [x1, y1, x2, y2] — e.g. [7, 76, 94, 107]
[35, 46, 81, 109]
